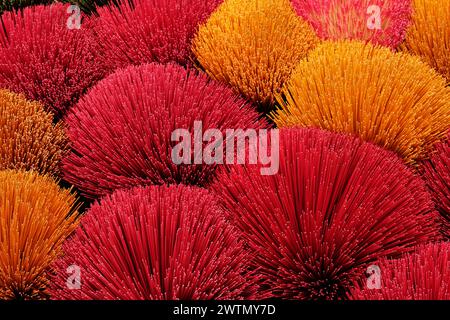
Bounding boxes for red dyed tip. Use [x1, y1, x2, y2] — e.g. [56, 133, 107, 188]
[94, 0, 223, 70]
[213, 127, 440, 300]
[422, 132, 450, 239]
[62, 63, 266, 199]
[49, 185, 257, 300]
[0, 4, 107, 118]
[350, 242, 450, 300]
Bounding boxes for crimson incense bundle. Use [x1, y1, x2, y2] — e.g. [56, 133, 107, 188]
[94, 0, 223, 70]
[213, 128, 440, 300]
[0, 4, 107, 118]
[422, 133, 450, 238]
[351, 242, 450, 300]
[49, 185, 256, 300]
[62, 63, 266, 199]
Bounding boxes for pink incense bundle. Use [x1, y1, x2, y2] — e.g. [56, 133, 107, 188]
[213, 128, 440, 300]
[291, 0, 411, 49]
[49, 185, 257, 300]
[0, 4, 106, 118]
[62, 63, 266, 199]
[351, 242, 450, 300]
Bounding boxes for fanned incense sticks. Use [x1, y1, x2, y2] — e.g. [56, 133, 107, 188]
[0, 4, 107, 118]
[49, 185, 257, 300]
[62, 63, 266, 199]
[351, 243, 450, 300]
[291, 0, 412, 49]
[213, 128, 440, 300]
[0, 1, 447, 302]
[0, 170, 78, 300]
[422, 132, 450, 238]
[94, 0, 223, 70]
[271, 41, 450, 165]
[0, 89, 67, 175]
[192, 0, 319, 111]
[402, 0, 450, 82]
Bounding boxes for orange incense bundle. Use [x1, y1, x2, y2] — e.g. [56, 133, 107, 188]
[192, 0, 319, 111]
[272, 41, 450, 165]
[402, 0, 450, 83]
[0, 170, 78, 300]
[0, 89, 67, 175]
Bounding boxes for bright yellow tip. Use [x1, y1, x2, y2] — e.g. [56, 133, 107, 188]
[0, 90, 68, 175]
[402, 0, 450, 83]
[271, 41, 450, 165]
[0, 170, 79, 300]
[192, 0, 319, 111]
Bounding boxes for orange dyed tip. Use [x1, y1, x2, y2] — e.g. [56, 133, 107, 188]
[0, 170, 79, 300]
[271, 41, 450, 165]
[402, 0, 450, 83]
[192, 0, 319, 112]
[0, 89, 68, 175]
